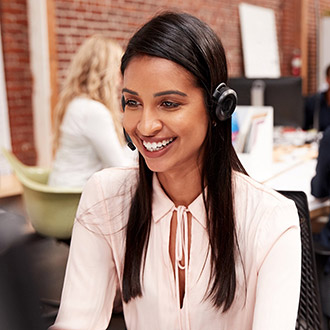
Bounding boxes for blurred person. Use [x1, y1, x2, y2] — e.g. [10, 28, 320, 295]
[50, 12, 301, 330]
[310, 126, 330, 328]
[311, 126, 330, 253]
[303, 64, 330, 131]
[48, 35, 137, 188]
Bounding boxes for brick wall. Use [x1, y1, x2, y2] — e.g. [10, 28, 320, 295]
[1, 0, 330, 164]
[53, 0, 324, 91]
[0, 0, 36, 165]
[52, 0, 292, 89]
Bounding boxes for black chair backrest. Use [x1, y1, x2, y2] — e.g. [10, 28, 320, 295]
[278, 190, 323, 330]
[0, 236, 46, 330]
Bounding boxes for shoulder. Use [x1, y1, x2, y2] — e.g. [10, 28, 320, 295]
[81, 167, 138, 204]
[233, 171, 293, 207]
[91, 166, 138, 195]
[65, 97, 114, 132]
[233, 171, 299, 238]
[67, 97, 110, 117]
[75, 167, 139, 233]
[233, 171, 300, 266]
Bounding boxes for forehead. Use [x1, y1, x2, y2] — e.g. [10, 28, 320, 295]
[123, 55, 197, 91]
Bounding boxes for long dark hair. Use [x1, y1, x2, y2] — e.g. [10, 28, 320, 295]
[121, 11, 246, 312]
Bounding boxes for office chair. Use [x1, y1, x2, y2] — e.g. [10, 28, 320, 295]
[1, 148, 82, 240]
[278, 190, 323, 330]
[314, 226, 330, 329]
[0, 234, 47, 330]
[1, 148, 82, 325]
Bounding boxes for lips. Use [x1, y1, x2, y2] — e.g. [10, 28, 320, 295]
[142, 138, 174, 152]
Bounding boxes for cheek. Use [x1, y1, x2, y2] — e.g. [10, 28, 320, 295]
[197, 123, 209, 145]
[195, 119, 209, 148]
[180, 117, 208, 148]
[192, 111, 209, 137]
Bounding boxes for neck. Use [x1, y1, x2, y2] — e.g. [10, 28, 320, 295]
[157, 166, 203, 207]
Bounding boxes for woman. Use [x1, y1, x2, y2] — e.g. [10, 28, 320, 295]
[51, 12, 301, 330]
[48, 35, 136, 188]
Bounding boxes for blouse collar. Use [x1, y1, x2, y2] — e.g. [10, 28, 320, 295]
[152, 173, 207, 229]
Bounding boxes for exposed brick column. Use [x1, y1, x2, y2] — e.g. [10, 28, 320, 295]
[0, 0, 36, 165]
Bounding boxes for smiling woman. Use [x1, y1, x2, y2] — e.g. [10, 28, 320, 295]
[50, 12, 302, 330]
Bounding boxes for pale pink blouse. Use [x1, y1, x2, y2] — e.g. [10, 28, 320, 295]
[50, 167, 301, 330]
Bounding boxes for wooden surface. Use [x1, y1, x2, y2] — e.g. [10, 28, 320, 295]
[310, 205, 330, 221]
[0, 174, 22, 198]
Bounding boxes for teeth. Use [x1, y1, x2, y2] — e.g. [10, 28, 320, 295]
[143, 138, 173, 152]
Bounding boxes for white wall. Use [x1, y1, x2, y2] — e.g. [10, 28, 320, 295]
[0, 24, 12, 175]
[27, 0, 52, 166]
[319, 16, 330, 91]
[239, 3, 280, 78]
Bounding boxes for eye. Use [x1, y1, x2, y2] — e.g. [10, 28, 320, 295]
[125, 99, 140, 108]
[161, 101, 180, 109]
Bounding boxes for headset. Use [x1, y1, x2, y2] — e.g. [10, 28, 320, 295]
[121, 82, 237, 150]
[212, 82, 238, 122]
[121, 96, 136, 151]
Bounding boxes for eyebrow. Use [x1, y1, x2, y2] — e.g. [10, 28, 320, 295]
[122, 88, 138, 95]
[122, 88, 187, 98]
[154, 90, 187, 97]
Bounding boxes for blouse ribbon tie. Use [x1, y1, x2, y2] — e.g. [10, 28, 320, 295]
[174, 205, 190, 330]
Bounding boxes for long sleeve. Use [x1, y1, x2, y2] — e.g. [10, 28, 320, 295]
[50, 174, 120, 330]
[252, 228, 301, 330]
[252, 202, 301, 330]
[50, 222, 118, 330]
[311, 127, 330, 198]
[51, 170, 302, 330]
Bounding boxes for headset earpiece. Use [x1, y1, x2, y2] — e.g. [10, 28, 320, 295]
[212, 83, 237, 121]
[121, 96, 136, 151]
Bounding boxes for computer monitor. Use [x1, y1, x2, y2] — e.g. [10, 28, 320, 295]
[228, 77, 303, 127]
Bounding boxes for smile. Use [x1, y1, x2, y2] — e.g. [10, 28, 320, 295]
[143, 138, 174, 152]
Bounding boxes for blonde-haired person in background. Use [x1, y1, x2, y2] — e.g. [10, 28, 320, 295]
[48, 35, 137, 188]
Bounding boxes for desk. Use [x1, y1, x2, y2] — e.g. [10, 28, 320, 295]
[0, 174, 22, 198]
[239, 143, 330, 220]
[262, 158, 330, 219]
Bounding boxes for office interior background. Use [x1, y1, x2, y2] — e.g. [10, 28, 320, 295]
[0, 0, 330, 167]
[1, 1, 330, 329]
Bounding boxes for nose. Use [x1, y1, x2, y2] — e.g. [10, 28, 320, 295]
[137, 107, 162, 136]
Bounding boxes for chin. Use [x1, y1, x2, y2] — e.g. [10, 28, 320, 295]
[144, 159, 168, 173]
